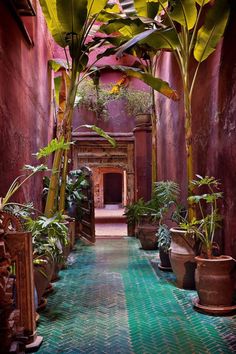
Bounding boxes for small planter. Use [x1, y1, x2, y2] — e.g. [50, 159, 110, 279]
[135, 113, 151, 127]
[169, 227, 197, 289]
[158, 247, 172, 271]
[127, 222, 136, 237]
[194, 255, 236, 314]
[34, 257, 53, 308]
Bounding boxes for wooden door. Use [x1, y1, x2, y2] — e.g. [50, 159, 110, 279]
[80, 166, 95, 244]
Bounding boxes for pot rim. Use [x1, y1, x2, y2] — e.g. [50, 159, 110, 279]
[170, 227, 195, 235]
[195, 255, 234, 262]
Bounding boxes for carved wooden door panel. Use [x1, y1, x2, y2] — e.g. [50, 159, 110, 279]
[80, 166, 95, 244]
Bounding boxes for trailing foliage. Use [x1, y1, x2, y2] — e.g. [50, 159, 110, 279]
[76, 78, 152, 119]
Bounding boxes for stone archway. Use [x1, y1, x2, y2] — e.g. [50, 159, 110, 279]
[93, 166, 126, 208]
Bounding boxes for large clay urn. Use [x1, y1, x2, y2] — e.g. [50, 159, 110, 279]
[169, 227, 197, 289]
[137, 215, 158, 250]
[195, 255, 235, 310]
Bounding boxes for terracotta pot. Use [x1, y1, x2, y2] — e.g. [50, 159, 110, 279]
[195, 255, 235, 308]
[137, 223, 158, 250]
[51, 262, 62, 282]
[135, 113, 151, 127]
[127, 223, 136, 237]
[34, 257, 54, 306]
[68, 219, 76, 250]
[158, 247, 172, 271]
[169, 227, 197, 289]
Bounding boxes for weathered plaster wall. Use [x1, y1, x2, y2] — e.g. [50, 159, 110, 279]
[72, 72, 148, 133]
[0, 1, 54, 208]
[155, 6, 236, 257]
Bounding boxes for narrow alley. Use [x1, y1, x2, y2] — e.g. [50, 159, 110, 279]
[36, 237, 236, 354]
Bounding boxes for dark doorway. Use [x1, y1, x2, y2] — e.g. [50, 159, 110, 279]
[104, 173, 122, 204]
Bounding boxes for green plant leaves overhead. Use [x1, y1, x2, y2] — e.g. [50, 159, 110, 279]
[56, 0, 87, 35]
[49, 59, 69, 72]
[39, 0, 109, 48]
[87, 0, 109, 16]
[195, 0, 211, 5]
[108, 65, 179, 101]
[170, 0, 197, 30]
[133, 0, 158, 18]
[194, 0, 230, 62]
[39, 0, 67, 47]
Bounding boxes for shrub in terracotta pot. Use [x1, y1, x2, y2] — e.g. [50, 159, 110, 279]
[157, 225, 172, 271]
[135, 181, 180, 251]
[25, 213, 69, 303]
[181, 175, 236, 314]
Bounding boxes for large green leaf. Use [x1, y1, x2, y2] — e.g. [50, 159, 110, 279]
[87, 0, 109, 16]
[108, 65, 179, 100]
[195, 0, 211, 5]
[39, 0, 67, 47]
[194, 0, 230, 62]
[54, 76, 61, 106]
[56, 0, 87, 34]
[36, 138, 73, 159]
[80, 125, 116, 147]
[133, 0, 159, 18]
[49, 59, 69, 72]
[170, 0, 197, 30]
[116, 28, 157, 58]
[100, 18, 144, 37]
[139, 28, 180, 50]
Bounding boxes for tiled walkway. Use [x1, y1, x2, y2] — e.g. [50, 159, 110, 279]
[36, 238, 236, 354]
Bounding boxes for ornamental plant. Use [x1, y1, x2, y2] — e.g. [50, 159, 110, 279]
[179, 175, 223, 258]
[113, 0, 230, 216]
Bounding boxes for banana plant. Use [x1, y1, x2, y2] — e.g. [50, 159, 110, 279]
[38, 0, 120, 216]
[99, 1, 179, 183]
[112, 0, 230, 217]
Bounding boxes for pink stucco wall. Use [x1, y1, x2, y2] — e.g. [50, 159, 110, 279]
[155, 7, 236, 257]
[0, 1, 54, 209]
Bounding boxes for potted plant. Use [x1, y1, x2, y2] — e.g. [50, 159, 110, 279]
[65, 170, 88, 221]
[123, 198, 146, 237]
[124, 88, 152, 127]
[170, 203, 200, 290]
[157, 224, 172, 271]
[153, 181, 180, 270]
[25, 213, 69, 307]
[180, 175, 236, 314]
[136, 181, 180, 251]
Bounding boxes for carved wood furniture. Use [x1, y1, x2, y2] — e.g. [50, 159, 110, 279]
[0, 211, 43, 353]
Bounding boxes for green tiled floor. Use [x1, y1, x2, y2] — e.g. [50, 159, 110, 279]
[36, 238, 236, 353]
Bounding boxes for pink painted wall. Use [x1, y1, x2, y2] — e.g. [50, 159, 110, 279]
[155, 7, 236, 257]
[73, 70, 150, 133]
[0, 1, 54, 209]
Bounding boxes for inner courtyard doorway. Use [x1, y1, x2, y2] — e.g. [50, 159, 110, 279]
[103, 172, 123, 205]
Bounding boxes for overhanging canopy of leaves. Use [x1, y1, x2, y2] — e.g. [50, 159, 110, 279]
[39, 0, 109, 48]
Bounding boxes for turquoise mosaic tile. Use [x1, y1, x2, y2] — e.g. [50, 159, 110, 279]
[35, 238, 236, 354]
